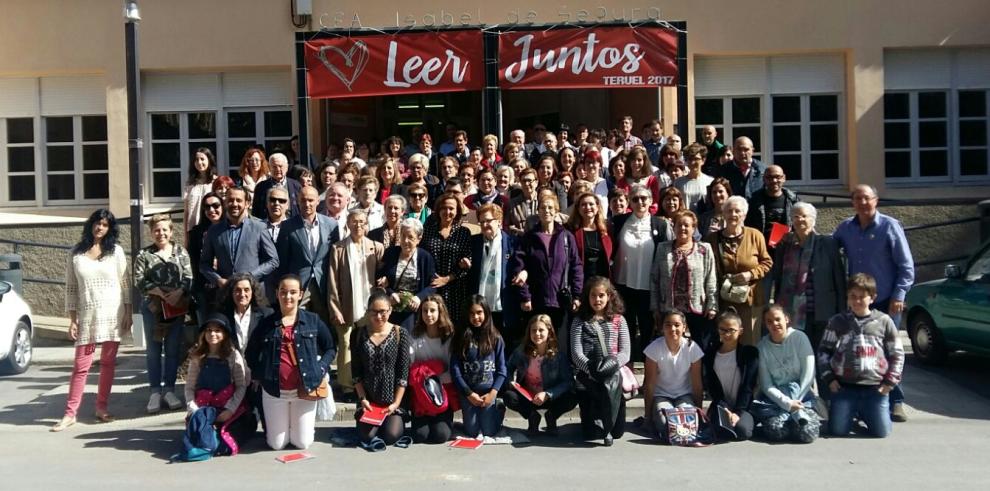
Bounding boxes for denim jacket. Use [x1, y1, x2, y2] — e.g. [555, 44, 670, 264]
[245, 309, 337, 398]
[505, 346, 574, 400]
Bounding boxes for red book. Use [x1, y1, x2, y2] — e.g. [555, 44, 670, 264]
[276, 452, 314, 463]
[768, 222, 790, 248]
[359, 404, 390, 426]
[448, 438, 484, 450]
[511, 381, 534, 402]
[162, 300, 188, 320]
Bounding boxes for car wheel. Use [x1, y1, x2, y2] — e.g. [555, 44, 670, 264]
[909, 312, 947, 365]
[1, 321, 31, 375]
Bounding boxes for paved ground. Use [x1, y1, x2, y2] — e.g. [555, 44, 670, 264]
[1, 340, 989, 490]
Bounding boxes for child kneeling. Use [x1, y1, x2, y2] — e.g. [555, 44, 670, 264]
[502, 315, 577, 435]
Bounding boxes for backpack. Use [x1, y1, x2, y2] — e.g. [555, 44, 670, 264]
[408, 359, 449, 417]
[662, 406, 711, 447]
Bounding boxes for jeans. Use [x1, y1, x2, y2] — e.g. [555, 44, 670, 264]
[460, 394, 504, 437]
[651, 394, 696, 440]
[751, 383, 821, 443]
[828, 384, 892, 438]
[872, 298, 906, 406]
[502, 387, 578, 421]
[141, 302, 184, 393]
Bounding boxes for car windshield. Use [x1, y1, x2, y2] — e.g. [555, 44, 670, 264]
[966, 246, 990, 281]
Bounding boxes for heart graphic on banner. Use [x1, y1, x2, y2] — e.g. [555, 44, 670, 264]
[316, 41, 370, 92]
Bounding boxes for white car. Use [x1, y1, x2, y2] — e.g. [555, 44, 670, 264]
[0, 281, 32, 374]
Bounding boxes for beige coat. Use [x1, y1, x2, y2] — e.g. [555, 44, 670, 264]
[327, 236, 384, 326]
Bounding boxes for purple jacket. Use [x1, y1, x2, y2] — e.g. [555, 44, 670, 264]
[509, 225, 583, 308]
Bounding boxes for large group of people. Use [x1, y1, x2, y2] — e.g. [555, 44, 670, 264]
[50, 117, 913, 455]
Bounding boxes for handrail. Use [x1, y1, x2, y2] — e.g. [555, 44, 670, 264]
[796, 190, 901, 204]
[903, 216, 979, 232]
[0, 238, 73, 251]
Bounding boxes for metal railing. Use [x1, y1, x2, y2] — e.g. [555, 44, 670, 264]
[0, 238, 72, 285]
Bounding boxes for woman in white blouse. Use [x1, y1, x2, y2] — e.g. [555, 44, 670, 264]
[52, 209, 132, 432]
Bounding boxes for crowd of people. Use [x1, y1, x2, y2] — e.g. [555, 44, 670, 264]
[49, 116, 914, 455]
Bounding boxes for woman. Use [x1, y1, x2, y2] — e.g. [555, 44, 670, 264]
[183, 147, 218, 239]
[211, 175, 235, 202]
[187, 192, 224, 316]
[770, 202, 846, 349]
[642, 310, 705, 443]
[570, 276, 631, 446]
[535, 154, 569, 210]
[134, 214, 193, 414]
[752, 305, 820, 443]
[315, 162, 337, 200]
[565, 192, 613, 280]
[607, 151, 628, 192]
[698, 177, 732, 235]
[53, 209, 132, 431]
[557, 146, 578, 174]
[658, 186, 688, 225]
[408, 295, 456, 443]
[404, 182, 432, 224]
[656, 144, 679, 188]
[376, 158, 405, 204]
[246, 275, 336, 450]
[328, 210, 385, 400]
[502, 315, 577, 435]
[673, 143, 714, 213]
[495, 166, 516, 198]
[238, 148, 269, 197]
[624, 147, 661, 206]
[377, 218, 437, 331]
[438, 156, 460, 193]
[502, 142, 524, 165]
[381, 135, 406, 169]
[703, 308, 758, 441]
[650, 210, 718, 347]
[352, 291, 412, 448]
[581, 149, 609, 199]
[609, 184, 672, 359]
[421, 192, 472, 324]
[221, 272, 273, 353]
[403, 153, 441, 207]
[704, 196, 772, 346]
[481, 134, 502, 169]
[369, 195, 407, 249]
[509, 193, 583, 342]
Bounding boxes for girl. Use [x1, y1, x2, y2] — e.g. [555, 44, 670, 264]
[183, 147, 218, 239]
[451, 295, 507, 438]
[643, 309, 705, 443]
[570, 276, 631, 446]
[502, 315, 577, 435]
[752, 305, 820, 443]
[182, 313, 250, 455]
[352, 291, 412, 448]
[702, 308, 758, 441]
[408, 295, 456, 443]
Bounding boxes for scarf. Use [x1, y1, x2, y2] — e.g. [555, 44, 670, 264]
[777, 233, 815, 331]
[346, 237, 371, 323]
[479, 233, 503, 311]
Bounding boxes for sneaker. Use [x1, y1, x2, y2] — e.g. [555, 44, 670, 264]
[163, 391, 183, 411]
[146, 393, 162, 414]
[891, 403, 908, 423]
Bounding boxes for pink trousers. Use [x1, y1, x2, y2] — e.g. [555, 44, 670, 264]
[64, 342, 119, 418]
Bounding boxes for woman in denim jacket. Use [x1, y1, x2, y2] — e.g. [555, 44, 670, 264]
[245, 274, 336, 450]
[501, 315, 577, 435]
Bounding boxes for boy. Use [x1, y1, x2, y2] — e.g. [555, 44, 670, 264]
[818, 273, 905, 438]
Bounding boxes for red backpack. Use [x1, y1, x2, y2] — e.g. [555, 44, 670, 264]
[408, 359, 449, 417]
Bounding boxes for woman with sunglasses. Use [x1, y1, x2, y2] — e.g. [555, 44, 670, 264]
[188, 192, 225, 316]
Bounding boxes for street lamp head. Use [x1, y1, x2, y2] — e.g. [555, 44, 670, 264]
[124, 1, 141, 22]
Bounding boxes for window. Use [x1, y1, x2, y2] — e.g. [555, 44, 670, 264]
[42, 116, 109, 203]
[149, 112, 217, 199]
[225, 109, 293, 178]
[884, 91, 951, 181]
[695, 97, 762, 159]
[2, 118, 37, 203]
[958, 90, 989, 178]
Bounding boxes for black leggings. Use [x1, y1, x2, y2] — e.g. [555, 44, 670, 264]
[617, 285, 653, 361]
[502, 387, 578, 420]
[357, 414, 405, 445]
[577, 386, 626, 439]
[410, 411, 453, 444]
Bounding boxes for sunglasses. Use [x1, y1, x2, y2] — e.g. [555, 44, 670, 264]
[269, 197, 288, 204]
[205, 202, 222, 210]
[409, 193, 426, 198]
[631, 196, 650, 202]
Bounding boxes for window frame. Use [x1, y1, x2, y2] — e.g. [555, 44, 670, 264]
[146, 111, 218, 203]
[42, 115, 110, 205]
[0, 117, 42, 207]
[883, 90, 953, 184]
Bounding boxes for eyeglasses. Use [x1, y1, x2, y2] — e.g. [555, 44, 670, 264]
[718, 328, 741, 335]
[410, 193, 426, 198]
[766, 174, 785, 180]
[370, 308, 390, 316]
[269, 197, 288, 204]
[631, 196, 650, 202]
[521, 178, 537, 184]
[205, 202, 222, 210]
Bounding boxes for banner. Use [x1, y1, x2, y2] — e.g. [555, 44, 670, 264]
[304, 30, 485, 99]
[498, 26, 678, 90]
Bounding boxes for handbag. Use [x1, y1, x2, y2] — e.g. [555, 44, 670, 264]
[596, 316, 639, 399]
[556, 234, 573, 308]
[662, 406, 710, 447]
[720, 277, 750, 304]
[285, 329, 329, 401]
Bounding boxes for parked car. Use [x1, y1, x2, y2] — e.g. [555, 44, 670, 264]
[905, 240, 990, 365]
[0, 281, 33, 374]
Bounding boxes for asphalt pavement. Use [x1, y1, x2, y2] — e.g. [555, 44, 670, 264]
[1, 340, 989, 490]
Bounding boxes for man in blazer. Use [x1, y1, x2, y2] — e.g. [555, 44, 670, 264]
[252, 153, 302, 220]
[276, 186, 339, 324]
[467, 203, 520, 351]
[200, 186, 279, 301]
[326, 209, 385, 398]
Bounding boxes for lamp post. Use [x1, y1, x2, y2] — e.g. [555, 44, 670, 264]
[124, 1, 144, 346]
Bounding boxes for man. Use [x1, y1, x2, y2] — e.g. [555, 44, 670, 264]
[716, 136, 765, 200]
[200, 186, 279, 299]
[619, 115, 643, 150]
[509, 129, 526, 148]
[464, 167, 509, 211]
[275, 186, 338, 324]
[666, 134, 682, 154]
[525, 124, 548, 163]
[643, 119, 666, 167]
[542, 133, 559, 156]
[745, 164, 800, 249]
[263, 187, 290, 243]
[468, 204, 519, 350]
[322, 182, 351, 240]
[507, 168, 540, 236]
[438, 123, 458, 157]
[348, 176, 384, 230]
[699, 125, 724, 173]
[833, 184, 915, 422]
[448, 130, 470, 164]
[252, 153, 301, 220]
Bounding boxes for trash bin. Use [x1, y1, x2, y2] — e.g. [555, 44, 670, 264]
[980, 199, 990, 245]
[0, 254, 23, 296]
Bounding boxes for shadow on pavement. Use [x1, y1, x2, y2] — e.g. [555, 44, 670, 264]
[76, 429, 178, 461]
[900, 352, 990, 421]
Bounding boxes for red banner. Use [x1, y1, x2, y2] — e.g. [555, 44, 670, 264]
[304, 31, 485, 99]
[498, 26, 678, 90]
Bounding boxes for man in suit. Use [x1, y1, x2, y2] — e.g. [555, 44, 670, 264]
[200, 186, 279, 301]
[467, 203, 520, 351]
[717, 136, 766, 200]
[276, 186, 338, 325]
[252, 153, 301, 220]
